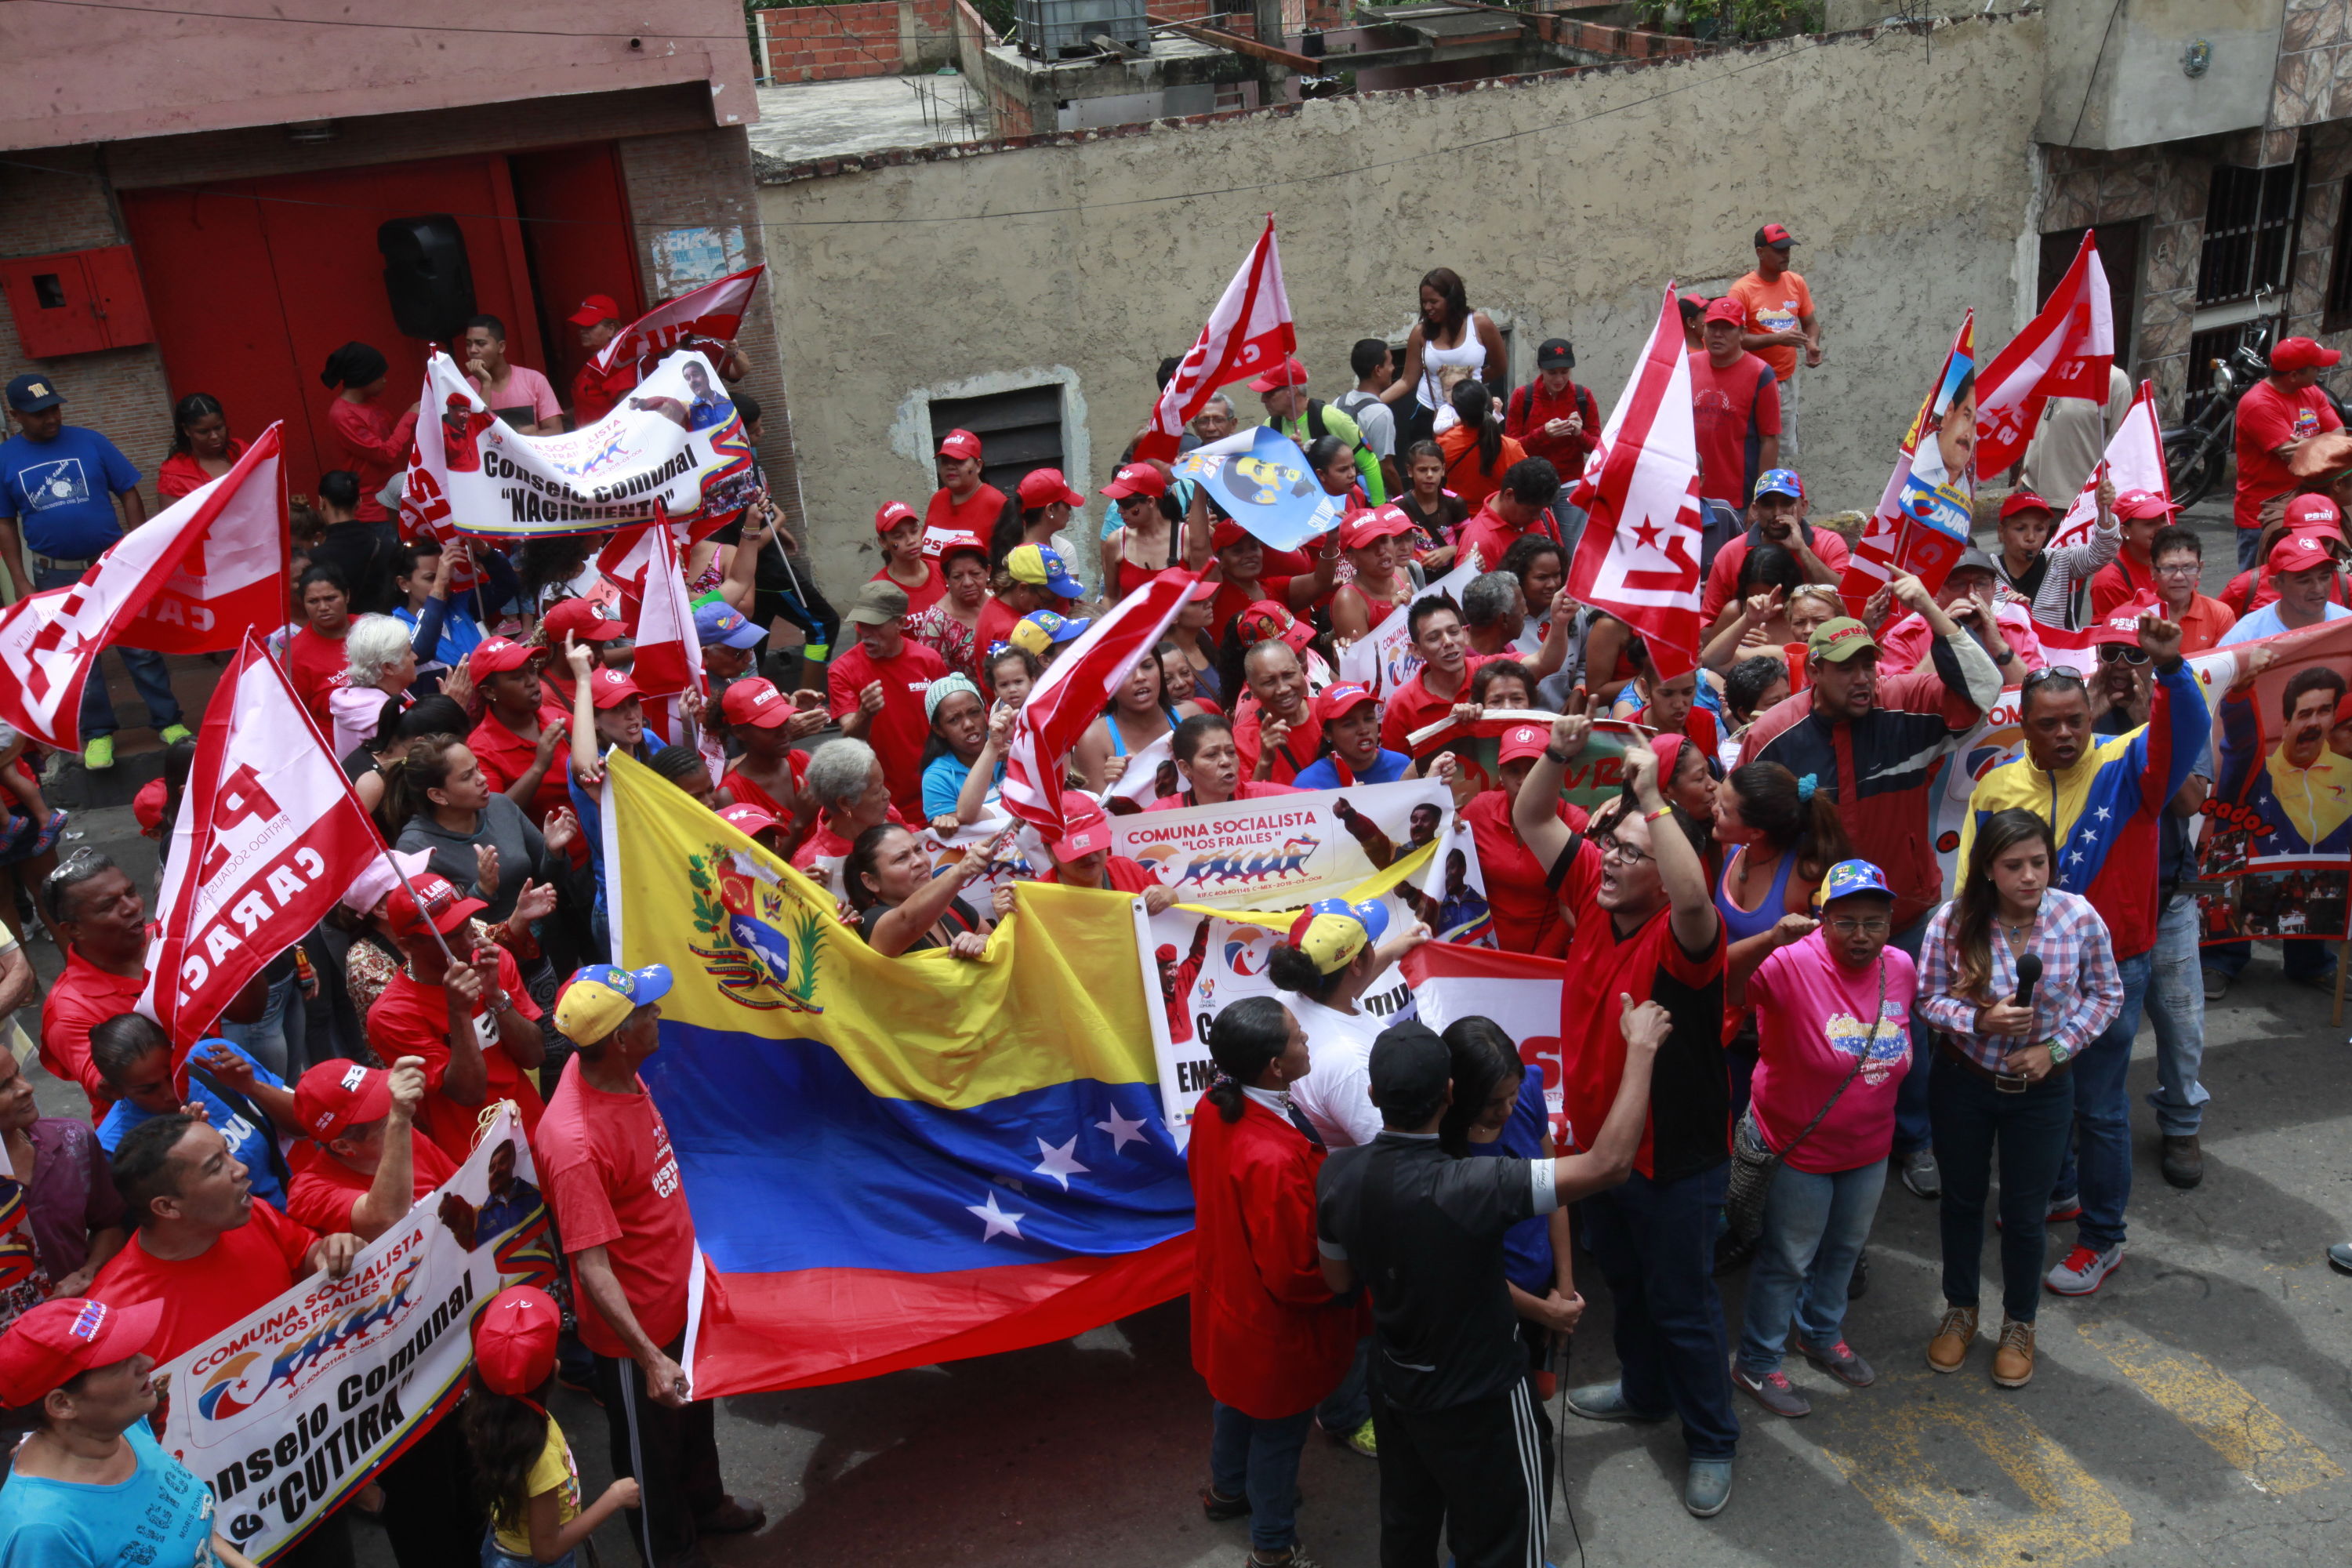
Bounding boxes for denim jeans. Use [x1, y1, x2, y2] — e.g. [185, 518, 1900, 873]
[481, 1532, 575, 1568]
[221, 967, 299, 1079]
[1316, 1334, 1370, 1434]
[1736, 1158, 1887, 1376]
[2054, 949, 2153, 1253]
[2206, 935, 2333, 982]
[1580, 1166, 1740, 1459]
[2145, 893, 2212, 1136]
[31, 564, 183, 739]
[1886, 911, 1936, 1154]
[2237, 526, 2263, 571]
[1210, 1402, 1314, 1554]
[1930, 1049, 2075, 1323]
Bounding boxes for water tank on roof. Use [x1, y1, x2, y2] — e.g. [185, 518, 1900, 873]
[1015, 0, 1151, 60]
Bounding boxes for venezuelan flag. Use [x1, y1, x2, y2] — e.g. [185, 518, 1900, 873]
[602, 754, 1194, 1394]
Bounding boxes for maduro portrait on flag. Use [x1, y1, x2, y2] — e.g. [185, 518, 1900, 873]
[599, 753, 1192, 1396]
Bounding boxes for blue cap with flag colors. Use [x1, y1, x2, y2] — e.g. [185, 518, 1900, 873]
[1004, 543, 1087, 598]
[1815, 859, 1892, 906]
[1286, 897, 1388, 975]
[1752, 468, 1804, 501]
[1010, 609, 1091, 657]
[695, 601, 765, 650]
[557, 963, 674, 1040]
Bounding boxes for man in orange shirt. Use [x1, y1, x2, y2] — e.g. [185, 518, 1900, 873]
[2147, 527, 2238, 655]
[1726, 223, 1821, 460]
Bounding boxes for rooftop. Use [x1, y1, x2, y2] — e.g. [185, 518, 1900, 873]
[750, 74, 985, 167]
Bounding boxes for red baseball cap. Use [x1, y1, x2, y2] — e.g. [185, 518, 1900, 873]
[1998, 491, 2055, 521]
[1248, 357, 1308, 394]
[1704, 297, 1748, 325]
[1186, 576, 1220, 601]
[468, 636, 536, 680]
[2091, 609, 2143, 649]
[2273, 336, 2343, 372]
[567, 294, 622, 327]
[2270, 529, 2339, 575]
[1046, 791, 1112, 862]
[589, 667, 644, 709]
[720, 677, 793, 728]
[1210, 516, 1254, 553]
[720, 801, 782, 839]
[937, 428, 982, 462]
[1101, 463, 1168, 502]
[935, 528, 989, 563]
[1015, 467, 1085, 509]
[1233, 600, 1312, 653]
[874, 500, 918, 534]
[473, 1287, 561, 1396]
[1498, 723, 1553, 764]
[543, 598, 626, 644]
[1756, 222, 1795, 247]
[293, 1059, 394, 1142]
[2336, 691, 2352, 729]
[132, 776, 168, 834]
[1342, 505, 1416, 551]
[2286, 493, 2343, 532]
[0, 1298, 163, 1407]
[1316, 682, 1378, 722]
[386, 873, 486, 940]
[2113, 488, 2181, 521]
[1678, 292, 1709, 317]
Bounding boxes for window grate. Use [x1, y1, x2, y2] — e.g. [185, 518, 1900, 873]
[2196, 158, 2305, 308]
[929, 384, 1066, 500]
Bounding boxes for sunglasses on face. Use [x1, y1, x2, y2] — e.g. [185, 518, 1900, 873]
[2018, 665, 2085, 699]
[2096, 643, 2150, 666]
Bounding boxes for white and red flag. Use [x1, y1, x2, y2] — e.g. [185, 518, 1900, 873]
[396, 353, 488, 592]
[1564, 284, 1706, 678]
[0, 424, 289, 750]
[589, 264, 767, 379]
[1134, 220, 1295, 464]
[619, 515, 705, 698]
[1842, 314, 1980, 612]
[2048, 380, 2164, 553]
[136, 634, 387, 1049]
[1000, 568, 1200, 837]
[1972, 233, 2115, 480]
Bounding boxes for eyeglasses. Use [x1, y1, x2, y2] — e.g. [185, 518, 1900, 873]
[1826, 917, 1891, 936]
[2097, 644, 2150, 666]
[2154, 562, 2201, 578]
[1594, 834, 1650, 866]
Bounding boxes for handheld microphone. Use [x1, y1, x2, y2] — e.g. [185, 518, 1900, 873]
[2013, 952, 2042, 1012]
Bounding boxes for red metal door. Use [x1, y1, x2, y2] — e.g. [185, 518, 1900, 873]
[508, 144, 644, 403]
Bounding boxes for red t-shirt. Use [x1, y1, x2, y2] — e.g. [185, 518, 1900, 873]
[873, 559, 947, 629]
[1463, 790, 1587, 958]
[42, 945, 146, 1116]
[572, 358, 640, 427]
[365, 949, 547, 1165]
[1206, 579, 1304, 647]
[1456, 498, 1551, 576]
[827, 638, 949, 819]
[1232, 699, 1324, 786]
[534, 1057, 697, 1358]
[2089, 551, 2158, 620]
[470, 703, 577, 833]
[89, 1200, 317, 1363]
[1145, 781, 1300, 811]
[1699, 528, 1851, 622]
[325, 400, 418, 524]
[922, 484, 1007, 557]
[720, 753, 809, 819]
[1686, 350, 1782, 506]
[974, 597, 1025, 690]
[287, 624, 349, 727]
[1039, 854, 1157, 892]
[2233, 378, 2343, 532]
[1379, 654, 1501, 755]
[283, 1137, 459, 1236]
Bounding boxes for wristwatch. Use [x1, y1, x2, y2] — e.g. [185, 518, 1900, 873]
[1543, 745, 1576, 764]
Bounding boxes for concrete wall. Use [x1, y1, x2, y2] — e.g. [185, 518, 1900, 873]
[754, 15, 2045, 599]
[2036, 0, 2282, 152]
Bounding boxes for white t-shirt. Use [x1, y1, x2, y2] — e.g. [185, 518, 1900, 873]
[1286, 994, 1384, 1149]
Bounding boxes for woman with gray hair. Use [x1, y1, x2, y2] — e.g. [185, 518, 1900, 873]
[793, 739, 899, 900]
[329, 613, 422, 757]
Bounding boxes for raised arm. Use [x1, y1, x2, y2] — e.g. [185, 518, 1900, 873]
[1512, 701, 1592, 869]
[348, 1057, 426, 1241]
[1623, 739, 1719, 954]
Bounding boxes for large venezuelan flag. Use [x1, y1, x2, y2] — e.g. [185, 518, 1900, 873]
[602, 754, 1195, 1395]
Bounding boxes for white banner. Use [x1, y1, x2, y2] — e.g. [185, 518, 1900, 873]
[1337, 554, 1483, 696]
[152, 1106, 554, 1563]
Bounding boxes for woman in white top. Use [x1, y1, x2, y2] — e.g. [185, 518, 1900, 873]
[1384, 267, 1509, 449]
[1265, 896, 1430, 1148]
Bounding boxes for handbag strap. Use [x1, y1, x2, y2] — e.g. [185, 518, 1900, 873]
[1759, 956, 1887, 1163]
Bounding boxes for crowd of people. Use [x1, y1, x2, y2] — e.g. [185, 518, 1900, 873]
[0, 230, 2340, 1568]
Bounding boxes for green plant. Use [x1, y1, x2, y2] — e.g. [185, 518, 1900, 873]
[1634, 0, 1820, 40]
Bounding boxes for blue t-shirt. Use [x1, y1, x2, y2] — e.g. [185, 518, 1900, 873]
[96, 1040, 289, 1211]
[922, 752, 1004, 820]
[0, 1419, 223, 1566]
[0, 426, 140, 560]
[2217, 599, 2352, 645]
[1464, 1072, 1555, 1295]
[1290, 750, 1413, 790]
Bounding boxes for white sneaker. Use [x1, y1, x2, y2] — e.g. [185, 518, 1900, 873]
[2045, 1243, 2123, 1296]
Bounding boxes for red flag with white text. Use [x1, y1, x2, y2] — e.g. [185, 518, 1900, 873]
[1973, 233, 2114, 479]
[1000, 569, 1200, 837]
[1565, 284, 1706, 678]
[2049, 381, 2164, 552]
[136, 635, 387, 1049]
[1134, 221, 1294, 464]
[590, 265, 767, 379]
[0, 425, 289, 750]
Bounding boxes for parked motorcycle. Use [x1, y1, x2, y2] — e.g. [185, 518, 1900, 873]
[2163, 305, 2352, 508]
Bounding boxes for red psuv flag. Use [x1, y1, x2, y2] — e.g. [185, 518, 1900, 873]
[1565, 284, 1706, 678]
[590, 264, 767, 379]
[137, 634, 387, 1048]
[1973, 232, 2115, 479]
[1134, 220, 1294, 463]
[620, 515, 703, 700]
[0, 423, 289, 750]
[1000, 569, 1200, 837]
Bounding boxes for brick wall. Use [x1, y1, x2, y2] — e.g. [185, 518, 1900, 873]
[760, 0, 954, 83]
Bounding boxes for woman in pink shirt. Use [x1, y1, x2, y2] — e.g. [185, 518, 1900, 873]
[1724, 858, 1915, 1419]
[321, 342, 419, 524]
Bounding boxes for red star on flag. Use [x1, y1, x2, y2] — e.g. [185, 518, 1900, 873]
[1632, 520, 1662, 552]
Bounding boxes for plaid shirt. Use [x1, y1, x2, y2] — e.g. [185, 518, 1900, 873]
[1917, 887, 2122, 1071]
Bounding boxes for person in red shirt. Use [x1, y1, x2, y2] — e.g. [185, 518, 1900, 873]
[1183, 500, 1340, 644]
[1147, 713, 1302, 811]
[539, 597, 630, 712]
[1380, 596, 1512, 757]
[1035, 790, 1174, 909]
[1697, 471, 1848, 623]
[717, 677, 818, 851]
[2088, 488, 2182, 618]
[1464, 722, 1590, 957]
[1232, 616, 1324, 786]
[2215, 493, 2352, 618]
[538, 963, 764, 1560]
[1690, 299, 1782, 509]
[282, 1054, 448, 1239]
[2232, 336, 2344, 568]
[1507, 722, 1738, 1512]
[791, 739, 904, 879]
[468, 637, 574, 826]
[975, 543, 1085, 687]
[157, 391, 248, 501]
[366, 873, 547, 1165]
[567, 294, 640, 426]
[287, 564, 356, 727]
[1457, 458, 1562, 575]
[924, 428, 1008, 559]
[320, 341, 417, 525]
[1504, 339, 1600, 490]
[870, 499, 945, 626]
[829, 579, 950, 818]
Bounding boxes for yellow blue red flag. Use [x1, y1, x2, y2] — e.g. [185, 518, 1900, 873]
[601, 753, 1193, 1394]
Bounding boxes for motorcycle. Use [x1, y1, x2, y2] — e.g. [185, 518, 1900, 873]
[2163, 302, 2352, 508]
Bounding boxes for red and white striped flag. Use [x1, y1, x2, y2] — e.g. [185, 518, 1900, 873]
[0, 424, 289, 750]
[1973, 232, 2115, 480]
[1000, 569, 1201, 837]
[622, 514, 704, 700]
[1564, 284, 1706, 678]
[1134, 220, 1294, 464]
[590, 264, 767, 378]
[136, 634, 387, 1049]
[396, 352, 489, 592]
[2048, 380, 2163, 552]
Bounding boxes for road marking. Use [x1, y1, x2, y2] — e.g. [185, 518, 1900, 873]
[1838, 1392, 2132, 1568]
[2078, 1319, 2343, 1495]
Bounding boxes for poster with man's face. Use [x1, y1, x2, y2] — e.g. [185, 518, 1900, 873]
[2198, 617, 2352, 940]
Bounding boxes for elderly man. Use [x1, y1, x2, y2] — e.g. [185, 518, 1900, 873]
[1874, 547, 2043, 677]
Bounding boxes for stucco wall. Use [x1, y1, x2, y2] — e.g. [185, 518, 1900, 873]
[756, 15, 2045, 600]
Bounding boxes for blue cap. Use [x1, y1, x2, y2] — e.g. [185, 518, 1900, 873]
[5, 375, 63, 413]
[694, 600, 765, 650]
[1816, 859, 1892, 906]
[554, 963, 673, 1039]
[1752, 468, 1804, 501]
[1006, 543, 1087, 599]
[1286, 896, 1390, 974]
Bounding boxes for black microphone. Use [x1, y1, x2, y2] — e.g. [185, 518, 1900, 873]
[2012, 952, 2042, 1012]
